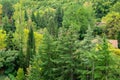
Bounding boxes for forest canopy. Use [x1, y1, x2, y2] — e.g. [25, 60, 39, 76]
[0, 0, 120, 80]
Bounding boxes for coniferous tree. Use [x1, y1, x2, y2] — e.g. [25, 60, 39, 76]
[38, 29, 57, 80]
[26, 26, 35, 68]
[31, 11, 36, 23]
[95, 36, 116, 80]
[53, 27, 80, 80]
[55, 6, 63, 28]
[77, 26, 96, 80]
[24, 10, 28, 21]
[27, 29, 57, 80]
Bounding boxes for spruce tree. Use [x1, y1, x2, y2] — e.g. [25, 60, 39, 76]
[26, 26, 35, 68]
[77, 26, 96, 80]
[53, 27, 80, 80]
[95, 36, 116, 80]
[38, 29, 57, 80]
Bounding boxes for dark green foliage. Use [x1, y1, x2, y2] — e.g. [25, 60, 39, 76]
[52, 27, 80, 80]
[55, 6, 63, 28]
[93, 27, 103, 37]
[26, 27, 35, 68]
[5, 32, 15, 50]
[0, 50, 18, 75]
[17, 48, 25, 69]
[31, 12, 46, 29]
[2, 16, 16, 50]
[35, 12, 45, 29]
[24, 10, 28, 21]
[117, 32, 120, 48]
[31, 11, 36, 22]
[92, 0, 117, 19]
[2, 16, 16, 33]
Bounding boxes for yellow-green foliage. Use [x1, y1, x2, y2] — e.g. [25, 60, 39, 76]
[95, 41, 120, 57]
[24, 29, 43, 52]
[16, 68, 25, 80]
[0, 30, 6, 49]
[110, 49, 120, 56]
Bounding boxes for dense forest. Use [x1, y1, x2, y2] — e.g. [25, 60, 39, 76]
[0, 0, 120, 80]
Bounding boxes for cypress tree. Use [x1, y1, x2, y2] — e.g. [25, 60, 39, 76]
[55, 6, 64, 28]
[31, 11, 36, 23]
[26, 26, 35, 68]
[24, 10, 28, 21]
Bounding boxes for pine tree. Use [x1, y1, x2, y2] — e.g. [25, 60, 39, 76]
[26, 26, 35, 68]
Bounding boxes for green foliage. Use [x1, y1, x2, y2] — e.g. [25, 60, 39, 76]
[16, 68, 25, 80]
[26, 27, 35, 68]
[26, 56, 42, 80]
[102, 12, 120, 39]
[5, 32, 15, 50]
[117, 32, 120, 48]
[0, 0, 120, 79]
[93, 27, 103, 37]
[1, 0, 14, 18]
[8, 74, 15, 80]
[92, 0, 117, 19]
[24, 10, 28, 21]
[0, 50, 18, 74]
[54, 27, 80, 80]
[0, 29, 6, 49]
[110, 1, 120, 13]
[38, 29, 57, 80]
[77, 26, 96, 80]
[55, 6, 63, 28]
[63, 2, 95, 40]
[2, 16, 16, 35]
[94, 37, 117, 80]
